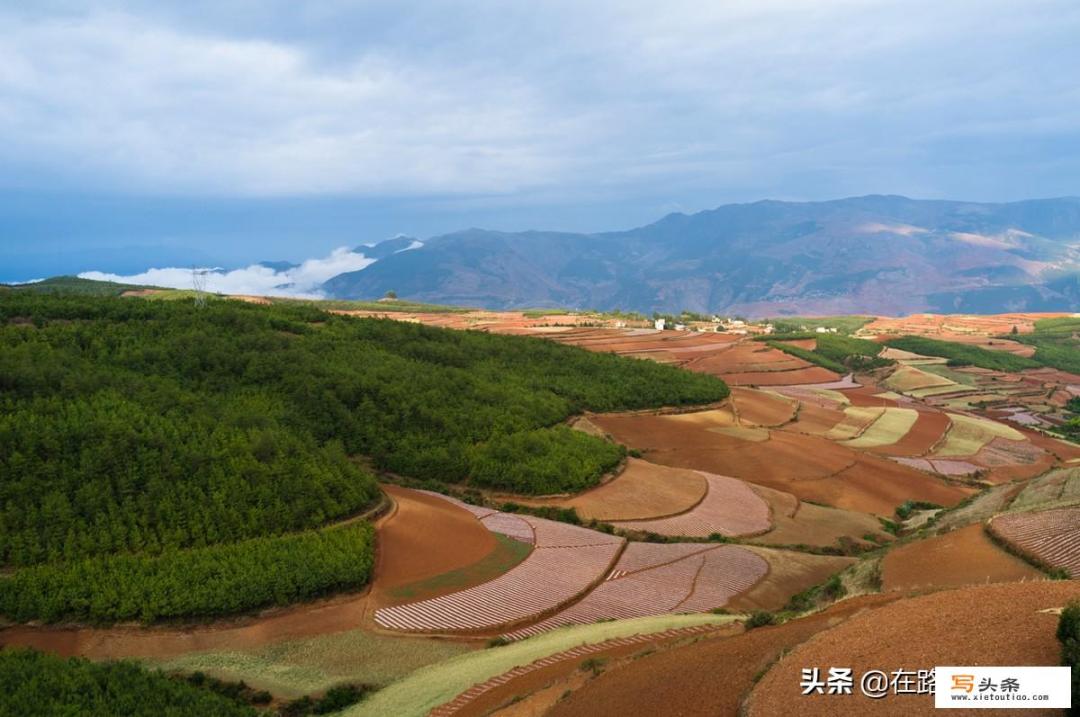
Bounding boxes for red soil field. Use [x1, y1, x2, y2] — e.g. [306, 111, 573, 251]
[989, 506, 1080, 578]
[784, 400, 846, 435]
[729, 548, 856, 612]
[517, 458, 707, 522]
[750, 484, 889, 548]
[865, 312, 1070, 336]
[373, 486, 498, 602]
[973, 438, 1056, 482]
[503, 543, 768, 639]
[748, 581, 1080, 716]
[690, 343, 807, 370]
[373, 509, 624, 633]
[840, 385, 900, 407]
[548, 594, 904, 717]
[447, 623, 740, 717]
[881, 524, 1043, 592]
[718, 366, 841, 387]
[594, 411, 972, 514]
[864, 409, 950, 457]
[935, 334, 1037, 357]
[730, 387, 798, 426]
[824, 454, 974, 515]
[1024, 428, 1080, 463]
[611, 472, 772, 538]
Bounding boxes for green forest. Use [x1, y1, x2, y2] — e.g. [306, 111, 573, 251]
[767, 334, 893, 373]
[0, 648, 258, 716]
[1011, 316, 1080, 374]
[883, 335, 1042, 372]
[0, 523, 374, 623]
[0, 292, 726, 622]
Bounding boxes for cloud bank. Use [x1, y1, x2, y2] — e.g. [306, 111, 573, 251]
[3, 1, 1080, 204]
[79, 247, 374, 298]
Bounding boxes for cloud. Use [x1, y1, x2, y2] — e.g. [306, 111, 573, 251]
[2, 1, 1080, 204]
[79, 246, 374, 297]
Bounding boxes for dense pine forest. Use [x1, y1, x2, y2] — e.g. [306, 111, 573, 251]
[0, 292, 727, 623]
[0, 649, 259, 716]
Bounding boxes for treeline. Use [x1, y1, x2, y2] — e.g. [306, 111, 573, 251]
[769, 334, 893, 373]
[0, 648, 257, 716]
[767, 340, 845, 373]
[469, 426, 626, 495]
[0, 523, 375, 623]
[884, 336, 1042, 372]
[1012, 317, 1080, 374]
[0, 393, 377, 567]
[813, 334, 894, 370]
[0, 292, 725, 621]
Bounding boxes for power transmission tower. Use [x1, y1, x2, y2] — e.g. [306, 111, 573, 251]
[191, 266, 209, 308]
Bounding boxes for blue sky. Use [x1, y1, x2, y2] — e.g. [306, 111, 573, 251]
[3, 1, 1080, 281]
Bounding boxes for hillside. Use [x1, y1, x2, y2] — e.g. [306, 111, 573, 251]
[0, 293, 726, 624]
[322, 195, 1080, 316]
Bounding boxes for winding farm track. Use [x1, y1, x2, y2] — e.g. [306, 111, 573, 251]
[988, 506, 1080, 577]
[374, 501, 624, 633]
[610, 472, 771, 537]
[502, 543, 767, 640]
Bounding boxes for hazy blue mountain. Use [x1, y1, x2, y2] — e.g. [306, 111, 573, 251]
[256, 260, 300, 272]
[322, 195, 1080, 316]
[357, 236, 422, 260]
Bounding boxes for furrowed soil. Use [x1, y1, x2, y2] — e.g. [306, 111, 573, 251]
[864, 409, 951, 457]
[547, 594, 902, 717]
[750, 484, 889, 548]
[373, 485, 501, 605]
[514, 458, 707, 521]
[881, 524, 1044, 592]
[592, 413, 973, 515]
[730, 387, 798, 426]
[747, 581, 1080, 716]
[728, 547, 856, 612]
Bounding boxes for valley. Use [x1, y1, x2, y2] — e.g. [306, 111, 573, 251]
[1, 289, 1078, 715]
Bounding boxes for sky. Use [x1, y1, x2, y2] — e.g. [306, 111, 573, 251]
[3, 1, 1080, 282]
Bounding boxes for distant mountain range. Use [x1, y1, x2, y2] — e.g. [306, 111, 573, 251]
[320, 196, 1080, 316]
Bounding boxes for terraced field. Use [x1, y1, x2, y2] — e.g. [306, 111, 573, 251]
[374, 504, 624, 633]
[932, 413, 1027, 457]
[503, 543, 767, 639]
[517, 459, 708, 522]
[988, 506, 1080, 577]
[610, 472, 771, 538]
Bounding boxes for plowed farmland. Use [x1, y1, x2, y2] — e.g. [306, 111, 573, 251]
[503, 544, 767, 639]
[863, 409, 950, 456]
[516, 459, 707, 522]
[547, 595, 903, 717]
[592, 411, 973, 515]
[373, 505, 624, 633]
[611, 472, 771, 537]
[749, 484, 890, 548]
[881, 524, 1044, 592]
[747, 581, 1080, 716]
[374, 486, 501, 604]
[730, 387, 798, 425]
[988, 506, 1080, 577]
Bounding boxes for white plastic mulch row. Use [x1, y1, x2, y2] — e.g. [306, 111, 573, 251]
[611, 472, 771, 537]
[503, 542, 767, 640]
[374, 504, 624, 632]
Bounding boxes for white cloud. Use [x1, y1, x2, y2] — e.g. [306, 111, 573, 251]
[79, 246, 374, 297]
[2, 1, 1080, 202]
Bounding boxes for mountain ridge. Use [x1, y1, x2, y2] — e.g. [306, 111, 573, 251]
[323, 195, 1080, 316]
